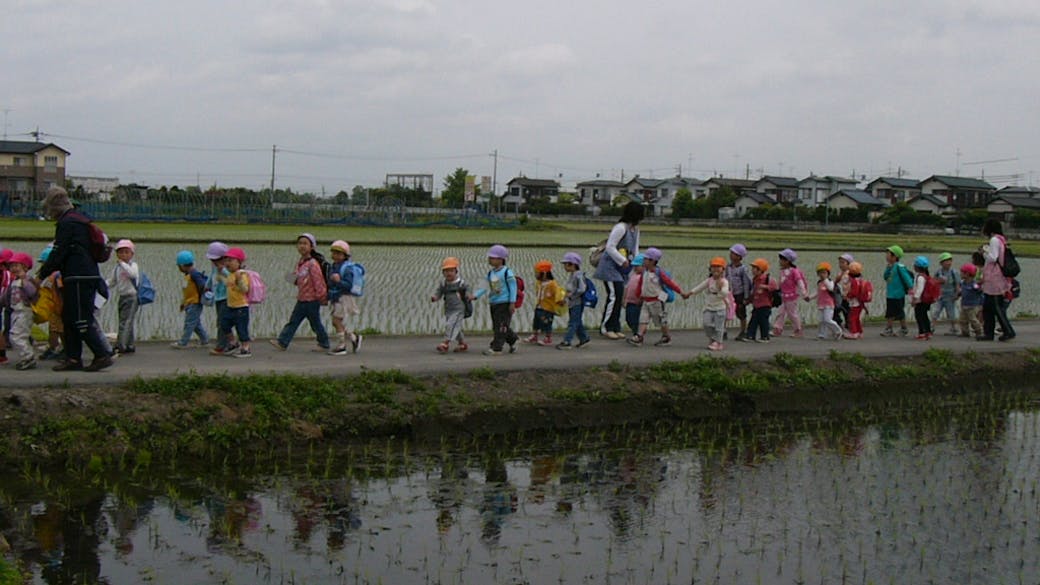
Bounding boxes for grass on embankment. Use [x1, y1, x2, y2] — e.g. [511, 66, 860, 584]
[3, 348, 1038, 470]
[2, 217, 1027, 256]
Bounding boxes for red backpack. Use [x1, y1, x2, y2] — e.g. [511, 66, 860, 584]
[67, 211, 113, 263]
[920, 275, 942, 304]
[513, 275, 526, 308]
[859, 279, 873, 303]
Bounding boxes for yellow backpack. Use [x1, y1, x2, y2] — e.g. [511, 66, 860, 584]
[32, 283, 59, 324]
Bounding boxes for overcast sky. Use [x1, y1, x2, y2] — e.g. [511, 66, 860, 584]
[5, 0, 1038, 194]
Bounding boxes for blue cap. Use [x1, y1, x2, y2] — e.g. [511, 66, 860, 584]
[631, 253, 645, 266]
[914, 255, 930, 269]
[176, 250, 195, 266]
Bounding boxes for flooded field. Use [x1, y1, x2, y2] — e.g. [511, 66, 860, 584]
[2, 394, 1039, 584]
[19, 241, 1039, 339]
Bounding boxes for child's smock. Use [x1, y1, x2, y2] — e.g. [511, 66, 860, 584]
[688, 276, 730, 312]
[779, 267, 806, 301]
[475, 265, 517, 305]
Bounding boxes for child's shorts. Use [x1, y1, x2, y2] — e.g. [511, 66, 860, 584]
[885, 297, 906, 320]
[733, 294, 748, 321]
[331, 295, 361, 320]
[639, 300, 668, 327]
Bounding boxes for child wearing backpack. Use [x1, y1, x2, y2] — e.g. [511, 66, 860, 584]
[725, 244, 753, 341]
[525, 260, 564, 347]
[556, 252, 591, 350]
[432, 256, 469, 353]
[0, 249, 11, 365]
[216, 247, 252, 358]
[628, 247, 687, 347]
[931, 252, 960, 335]
[805, 262, 843, 341]
[204, 241, 239, 355]
[844, 262, 871, 340]
[910, 256, 934, 340]
[171, 250, 209, 349]
[271, 233, 330, 352]
[327, 240, 363, 355]
[744, 258, 777, 343]
[2, 253, 39, 370]
[771, 248, 807, 338]
[473, 244, 519, 356]
[958, 263, 984, 338]
[35, 246, 65, 361]
[687, 256, 731, 351]
[881, 245, 913, 337]
[107, 239, 140, 355]
[834, 253, 854, 329]
[623, 254, 645, 336]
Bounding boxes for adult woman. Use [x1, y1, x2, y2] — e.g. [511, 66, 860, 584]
[592, 202, 644, 338]
[979, 218, 1015, 341]
[37, 187, 115, 371]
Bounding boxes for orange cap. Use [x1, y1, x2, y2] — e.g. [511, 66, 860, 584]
[709, 256, 726, 268]
[441, 257, 460, 270]
[534, 260, 553, 273]
[816, 261, 832, 273]
[751, 258, 770, 272]
[848, 261, 863, 276]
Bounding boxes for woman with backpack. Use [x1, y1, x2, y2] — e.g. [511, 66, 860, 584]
[270, 233, 331, 352]
[37, 187, 114, 372]
[979, 219, 1015, 341]
[592, 202, 643, 339]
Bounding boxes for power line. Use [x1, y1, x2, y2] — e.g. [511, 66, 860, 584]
[36, 131, 267, 153]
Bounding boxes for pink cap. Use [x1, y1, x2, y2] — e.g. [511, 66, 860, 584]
[225, 247, 246, 262]
[8, 252, 33, 270]
[115, 239, 135, 252]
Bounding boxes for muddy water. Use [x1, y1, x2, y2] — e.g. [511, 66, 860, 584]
[2, 402, 1039, 584]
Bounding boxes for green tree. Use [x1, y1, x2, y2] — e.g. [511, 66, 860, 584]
[441, 167, 469, 208]
[671, 188, 695, 219]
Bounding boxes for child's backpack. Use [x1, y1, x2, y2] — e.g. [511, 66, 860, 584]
[582, 276, 598, 308]
[242, 269, 267, 304]
[134, 272, 156, 306]
[510, 271, 525, 308]
[461, 282, 474, 318]
[920, 275, 942, 304]
[32, 285, 59, 324]
[859, 279, 874, 303]
[660, 269, 677, 303]
[770, 286, 782, 308]
[68, 211, 113, 263]
[339, 261, 366, 297]
[828, 280, 843, 307]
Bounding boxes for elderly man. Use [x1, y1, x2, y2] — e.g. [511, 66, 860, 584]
[36, 187, 114, 372]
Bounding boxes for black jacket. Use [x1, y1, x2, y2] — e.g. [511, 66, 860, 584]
[38, 209, 102, 281]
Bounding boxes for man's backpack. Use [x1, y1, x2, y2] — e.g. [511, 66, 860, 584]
[1000, 239, 1020, 278]
[920, 275, 942, 304]
[68, 211, 112, 263]
[242, 270, 267, 304]
[582, 276, 598, 308]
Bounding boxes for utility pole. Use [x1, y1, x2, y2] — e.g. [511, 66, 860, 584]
[490, 149, 498, 213]
[1, 108, 11, 140]
[270, 144, 277, 208]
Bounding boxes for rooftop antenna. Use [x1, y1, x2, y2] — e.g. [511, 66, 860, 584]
[1, 108, 11, 140]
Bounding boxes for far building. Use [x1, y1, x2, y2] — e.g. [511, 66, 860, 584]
[734, 191, 776, 216]
[918, 175, 996, 209]
[702, 177, 756, 198]
[576, 179, 626, 210]
[907, 194, 952, 215]
[502, 177, 560, 212]
[865, 177, 922, 205]
[753, 176, 800, 205]
[987, 192, 1040, 223]
[824, 189, 889, 213]
[0, 140, 70, 213]
[69, 175, 119, 202]
[798, 175, 860, 206]
[625, 176, 706, 216]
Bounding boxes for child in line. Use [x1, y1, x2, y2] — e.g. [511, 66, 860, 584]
[172, 250, 209, 349]
[628, 247, 687, 347]
[205, 241, 239, 355]
[958, 263, 984, 338]
[431, 256, 469, 353]
[910, 256, 933, 340]
[744, 258, 777, 343]
[271, 233, 330, 352]
[557, 252, 591, 350]
[806, 262, 842, 341]
[772, 248, 807, 338]
[473, 244, 519, 356]
[217, 247, 252, 358]
[931, 252, 960, 335]
[526, 260, 563, 346]
[0, 248, 11, 364]
[843, 262, 870, 340]
[623, 254, 645, 336]
[834, 253, 854, 329]
[327, 240, 363, 355]
[687, 256, 731, 351]
[881, 245, 913, 337]
[725, 244, 752, 341]
[2, 253, 38, 370]
[36, 246, 65, 360]
[107, 239, 140, 355]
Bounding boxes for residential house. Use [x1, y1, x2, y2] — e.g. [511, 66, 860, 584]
[995, 185, 1040, 197]
[701, 177, 756, 198]
[625, 176, 706, 216]
[576, 179, 626, 210]
[825, 189, 888, 211]
[69, 175, 119, 202]
[734, 191, 776, 216]
[987, 194, 1040, 223]
[0, 140, 70, 213]
[798, 175, 859, 206]
[502, 177, 560, 212]
[918, 175, 996, 209]
[907, 194, 952, 215]
[865, 177, 921, 205]
[753, 176, 800, 205]
[623, 176, 666, 208]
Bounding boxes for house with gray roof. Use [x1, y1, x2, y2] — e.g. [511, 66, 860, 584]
[734, 191, 776, 216]
[996, 185, 1040, 197]
[753, 176, 800, 205]
[502, 177, 560, 212]
[918, 175, 996, 209]
[798, 175, 860, 206]
[865, 177, 921, 205]
[576, 179, 626, 210]
[702, 177, 756, 198]
[825, 189, 888, 210]
[0, 140, 70, 214]
[907, 193, 952, 215]
[987, 194, 1040, 222]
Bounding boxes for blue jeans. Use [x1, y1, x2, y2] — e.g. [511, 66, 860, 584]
[625, 303, 641, 335]
[277, 300, 329, 348]
[220, 306, 251, 342]
[747, 306, 772, 340]
[564, 305, 589, 344]
[179, 303, 209, 345]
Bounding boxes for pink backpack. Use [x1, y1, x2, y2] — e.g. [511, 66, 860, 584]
[242, 269, 267, 304]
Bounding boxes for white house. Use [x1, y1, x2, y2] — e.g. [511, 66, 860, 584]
[865, 177, 921, 205]
[798, 175, 859, 206]
[753, 176, 800, 205]
[734, 191, 775, 216]
[907, 194, 952, 215]
[987, 194, 1040, 223]
[576, 179, 626, 210]
[502, 177, 560, 212]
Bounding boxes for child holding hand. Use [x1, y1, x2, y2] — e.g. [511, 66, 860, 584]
[806, 262, 843, 341]
[526, 260, 564, 346]
[628, 247, 686, 347]
[687, 256, 731, 351]
[2, 253, 38, 370]
[431, 256, 469, 353]
[744, 258, 777, 343]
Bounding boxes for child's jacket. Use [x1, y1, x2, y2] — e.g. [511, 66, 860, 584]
[779, 267, 807, 301]
[475, 265, 517, 305]
[535, 279, 563, 312]
[182, 269, 207, 306]
[293, 257, 327, 302]
[883, 263, 913, 299]
[688, 276, 729, 312]
[638, 268, 681, 302]
[750, 273, 778, 308]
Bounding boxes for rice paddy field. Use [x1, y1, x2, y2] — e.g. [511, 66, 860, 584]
[3, 393, 1039, 584]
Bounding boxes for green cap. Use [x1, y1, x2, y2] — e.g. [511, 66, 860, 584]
[938, 252, 953, 262]
[886, 245, 904, 259]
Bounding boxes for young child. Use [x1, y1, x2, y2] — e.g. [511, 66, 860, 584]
[744, 258, 777, 343]
[843, 262, 869, 339]
[725, 244, 753, 341]
[0, 248, 11, 364]
[205, 241, 239, 355]
[217, 247, 252, 358]
[556, 252, 591, 350]
[628, 247, 686, 347]
[271, 233, 330, 352]
[172, 250, 210, 349]
[771, 248, 807, 338]
[431, 256, 469, 353]
[805, 262, 843, 341]
[107, 239, 140, 355]
[473, 244, 519, 356]
[958, 263, 984, 338]
[36, 246, 65, 360]
[881, 245, 913, 337]
[526, 260, 563, 346]
[834, 253, 854, 328]
[327, 240, 363, 355]
[910, 256, 933, 340]
[687, 256, 731, 351]
[2, 253, 38, 370]
[931, 252, 960, 335]
[623, 254, 645, 336]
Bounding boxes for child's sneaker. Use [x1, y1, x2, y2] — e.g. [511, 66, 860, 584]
[234, 348, 252, 358]
[209, 347, 226, 356]
[15, 358, 37, 371]
[508, 343, 517, 354]
[452, 342, 469, 353]
[269, 339, 288, 351]
[556, 342, 573, 350]
[900, 328, 909, 337]
[351, 334, 363, 353]
[328, 345, 349, 356]
[756, 338, 770, 343]
[790, 331, 803, 338]
[626, 335, 643, 346]
[576, 339, 591, 349]
[538, 336, 553, 346]
[39, 348, 63, 360]
[436, 342, 450, 354]
[735, 332, 746, 342]
[707, 341, 722, 351]
[523, 334, 540, 344]
[170, 342, 190, 349]
[653, 336, 672, 347]
[880, 328, 895, 337]
[0, 356, 8, 365]
[483, 348, 504, 356]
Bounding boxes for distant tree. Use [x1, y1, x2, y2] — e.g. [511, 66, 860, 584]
[441, 167, 469, 208]
[671, 188, 695, 219]
[333, 190, 351, 204]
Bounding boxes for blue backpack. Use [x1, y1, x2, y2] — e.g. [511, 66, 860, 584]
[339, 261, 365, 297]
[135, 272, 156, 305]
[661, 269, 676, 303]
[582, 276, 598, 308]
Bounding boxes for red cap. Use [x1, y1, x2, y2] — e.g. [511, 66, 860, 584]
[9, 252, 33, 270]
[225, 247, 246, 262]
